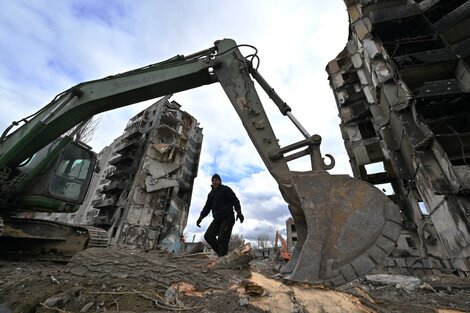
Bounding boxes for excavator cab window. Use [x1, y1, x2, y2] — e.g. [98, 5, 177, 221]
[15, 141, 96, 212]
[49, 143, 94, 202]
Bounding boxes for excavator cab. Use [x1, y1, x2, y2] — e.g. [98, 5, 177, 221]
[11, 140, 96, 213]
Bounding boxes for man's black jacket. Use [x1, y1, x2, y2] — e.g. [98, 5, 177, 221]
[200, 184, 241, 220]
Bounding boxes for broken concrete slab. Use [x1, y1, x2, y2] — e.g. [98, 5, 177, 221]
[144, 176, 178, 192]
[143, 162, 180, 178]
[366, 274, 422, 291]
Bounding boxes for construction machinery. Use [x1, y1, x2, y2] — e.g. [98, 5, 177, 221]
[0, 39, 401, 285]
[274, 230, 291, 262]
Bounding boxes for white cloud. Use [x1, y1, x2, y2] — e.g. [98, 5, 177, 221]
[0, 1, 350, 244]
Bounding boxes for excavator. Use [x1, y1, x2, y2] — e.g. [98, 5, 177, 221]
[274, 230, 291, 262]
[0, 39, 402, 286]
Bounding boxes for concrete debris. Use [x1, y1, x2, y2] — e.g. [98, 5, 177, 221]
[144, 162, 180, 178]
[239, 297, 250, 306]
[49, 275, 59, 284]
[164, 286, 182, 306]
[366, 274, 422, 291]
[43, 294, 66, 308]
[419, 282, 437, 293]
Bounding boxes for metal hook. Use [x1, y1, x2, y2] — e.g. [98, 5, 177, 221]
[309, 135, 336, 171]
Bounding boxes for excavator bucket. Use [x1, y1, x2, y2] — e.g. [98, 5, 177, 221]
[281, 171, 402, 286]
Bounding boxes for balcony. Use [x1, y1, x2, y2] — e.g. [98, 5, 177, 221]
[92, 198, 117, 209]
[103, 181, 127, 193]
[94, 216, 114, 227]
[116, 138, 140, 154]
[126, 111, 149, 127]
[123, 127, 144, 140]
[105, 168, 131, 180]
[109, 154, 134, 166]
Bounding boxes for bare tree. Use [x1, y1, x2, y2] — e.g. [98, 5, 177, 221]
[198, 233, 245, 253]
[228, 233, 245, 252]
[270, 236, 277, 249]
[66, 117, 101, 143]
[257, 233, 270, 249]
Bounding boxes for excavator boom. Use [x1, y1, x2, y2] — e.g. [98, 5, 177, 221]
[0, 39, 401, 285]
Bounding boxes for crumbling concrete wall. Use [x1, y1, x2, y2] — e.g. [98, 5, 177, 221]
[91, 96, 202, 251]
[327, 0, 470, 276]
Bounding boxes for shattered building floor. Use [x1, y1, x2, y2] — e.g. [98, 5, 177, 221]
[0, 246, 469, 313]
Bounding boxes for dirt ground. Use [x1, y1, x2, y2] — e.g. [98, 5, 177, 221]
[0, 246, 469, 313]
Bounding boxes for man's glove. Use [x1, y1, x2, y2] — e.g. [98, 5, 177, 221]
[236, 212, 244, 224]
[196, 217, 203, 227]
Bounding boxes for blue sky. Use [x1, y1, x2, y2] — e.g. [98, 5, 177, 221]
[0, 1, 350, 244]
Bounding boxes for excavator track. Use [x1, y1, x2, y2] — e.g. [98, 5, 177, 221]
[85, 226, 109, 248]
[0, 218, 109, 260]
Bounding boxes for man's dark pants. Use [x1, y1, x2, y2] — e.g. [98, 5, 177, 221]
[204, 216, 235, 256]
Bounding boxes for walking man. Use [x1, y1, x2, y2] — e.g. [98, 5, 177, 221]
[196, 173, 244, 257]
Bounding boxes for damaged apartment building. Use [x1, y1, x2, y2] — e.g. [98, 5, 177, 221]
[36, 96, 203, 252]
[90, 96, 203, 251]
[326, 0, 470, 276]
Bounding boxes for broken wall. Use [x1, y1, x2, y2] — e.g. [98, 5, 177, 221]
[327, 0, 470, 276]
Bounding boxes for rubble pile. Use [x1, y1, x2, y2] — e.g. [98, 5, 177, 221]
[0, 246, 469, 312]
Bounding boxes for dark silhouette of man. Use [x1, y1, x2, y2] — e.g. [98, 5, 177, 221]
[196, 173, 244, 256]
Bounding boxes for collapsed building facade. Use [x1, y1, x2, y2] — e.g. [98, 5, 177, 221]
[34, 96, 203, 252]
[90, 96, 203, 251]
[326, 0, 470, 276]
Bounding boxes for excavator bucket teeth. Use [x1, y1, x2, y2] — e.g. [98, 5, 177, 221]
[283, 171, 402, 286]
